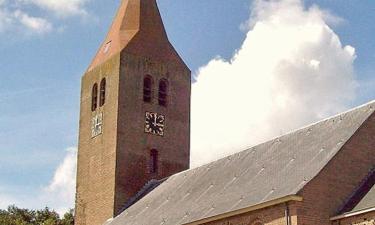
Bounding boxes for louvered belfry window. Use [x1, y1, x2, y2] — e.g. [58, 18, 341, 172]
[158, 79, 168, 107]
[150, 149, 158, 174]
[91, 83, 98, 111]
[143, 75, 153, 103]
[99, 78, 106, 107]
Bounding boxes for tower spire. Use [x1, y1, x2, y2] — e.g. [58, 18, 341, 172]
[89, 0, 172, 71]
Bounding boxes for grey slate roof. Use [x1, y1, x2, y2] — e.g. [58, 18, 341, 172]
[108, 101, 375, 225]
[352, 184, 375, 212]
[121, 179, 166, 212]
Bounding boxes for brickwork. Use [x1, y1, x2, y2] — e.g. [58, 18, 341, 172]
[75, 54, 121, 225]
[335, 211, 375, 225]
[295, 113, 375, 225]
[114, 52, 190, 214]
[202, 202, 298, 225]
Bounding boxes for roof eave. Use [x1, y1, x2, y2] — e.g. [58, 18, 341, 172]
[183, 195, 303, 225]
[330, 207, 375, 221]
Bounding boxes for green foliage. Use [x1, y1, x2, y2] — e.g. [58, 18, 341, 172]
[61, 209, 74, 225]
[0, 206, 74, 225]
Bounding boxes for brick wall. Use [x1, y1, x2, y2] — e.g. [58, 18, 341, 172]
[75, 35, 191, 225]
[75, 54, 121, 225]
[296, 112, 375, 225]
[113, 51, 191, 214]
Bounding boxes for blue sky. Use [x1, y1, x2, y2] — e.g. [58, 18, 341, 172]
[0, 0, 374, 213]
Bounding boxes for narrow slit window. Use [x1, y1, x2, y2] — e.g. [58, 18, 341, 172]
[143, 75, 153, 103]
[91, 83, 98, 111]
[99, 78, 106, 107]
[158, 79, 168, 107]
[150, 149, 158, 174]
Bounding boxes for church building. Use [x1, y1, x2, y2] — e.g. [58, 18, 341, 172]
[74, 0, 375, 225]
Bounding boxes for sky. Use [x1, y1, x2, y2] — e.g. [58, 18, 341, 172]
[0, 0, 374, 215]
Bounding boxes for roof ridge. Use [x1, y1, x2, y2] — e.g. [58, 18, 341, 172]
[185, 100, 375, 171]
[281, 100, 375, 136]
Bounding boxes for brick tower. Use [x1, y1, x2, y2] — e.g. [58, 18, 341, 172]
[74, 0, 191, 224]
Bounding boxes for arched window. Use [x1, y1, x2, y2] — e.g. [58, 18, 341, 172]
[91, 83, 98, 111]
[150, 149, 158, 174]
[143, 75, 153, 103]
[158, 79, 168, 107]
[99, 78, 106, 107]
[250, 219, 263, 225]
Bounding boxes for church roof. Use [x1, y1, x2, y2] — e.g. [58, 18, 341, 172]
[352, 182, 375, 212]
[108, 101, 375, 225]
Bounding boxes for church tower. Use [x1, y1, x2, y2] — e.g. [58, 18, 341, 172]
[74, 0, 191, 224]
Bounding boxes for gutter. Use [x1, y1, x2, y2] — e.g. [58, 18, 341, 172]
[330, 207, 375, 221]
[183, 195, 303, 225]
[285, 202, 291, 225]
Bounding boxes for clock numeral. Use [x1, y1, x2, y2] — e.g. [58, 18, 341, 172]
[144, 112, 165, 137]
[91, 113, 103, 138]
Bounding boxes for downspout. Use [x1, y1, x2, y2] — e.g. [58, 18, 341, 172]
[285, 202, 291, 225]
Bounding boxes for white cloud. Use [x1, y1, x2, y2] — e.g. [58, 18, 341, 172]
[0, 147, 77, 216]
[13, 10, 52, 34]
[0, 0, 90, 34]
[0, 4, 52, 34]
[0, 6, 13, 32]
[21, 0, 89, 17]
[191, 0, 357, 167]
[42, 147, 77, 215]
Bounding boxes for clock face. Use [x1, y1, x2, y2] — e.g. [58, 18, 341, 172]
[144, 112, 165, 136]
[91, 113, 103, 138]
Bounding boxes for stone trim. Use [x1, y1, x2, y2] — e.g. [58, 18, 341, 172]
[183, 195, 303, 225]
[331, 207, 375, 221]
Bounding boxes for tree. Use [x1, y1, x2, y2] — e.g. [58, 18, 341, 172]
[61, 209, 74, 225]
[0, 205, 74, 225]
